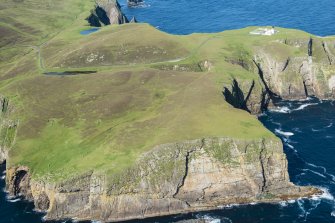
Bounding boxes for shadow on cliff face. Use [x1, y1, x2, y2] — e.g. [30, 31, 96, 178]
[86, 6, 111, 27]
[13, 170, 29, 196]
[223, 79, 254, 113]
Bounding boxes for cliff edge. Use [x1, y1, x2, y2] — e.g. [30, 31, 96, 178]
[0, 1, 330, 221]
[6, 138, 318, 222]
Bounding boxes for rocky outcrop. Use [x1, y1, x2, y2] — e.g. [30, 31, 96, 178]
[6, 137, 318, 222]
[129, 16, 138, 23]
[0, 96, 17, 164]
[87, 0, 129, 27]
[223, 79, 272, 114]
[223, 37, 335, 114]
[127, 0, 143, 7]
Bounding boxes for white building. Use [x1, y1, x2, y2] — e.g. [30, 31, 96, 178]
[250, 27, 278, 36]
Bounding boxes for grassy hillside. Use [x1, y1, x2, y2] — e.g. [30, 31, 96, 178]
[2, 0, 333, 183]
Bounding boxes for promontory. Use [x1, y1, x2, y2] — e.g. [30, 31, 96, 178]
[1, 0, 333, 222]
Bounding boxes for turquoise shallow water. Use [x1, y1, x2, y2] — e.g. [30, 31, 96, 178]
[2, 0, 335, 222]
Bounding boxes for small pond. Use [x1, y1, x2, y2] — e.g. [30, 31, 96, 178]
[80, 28, 99, 35]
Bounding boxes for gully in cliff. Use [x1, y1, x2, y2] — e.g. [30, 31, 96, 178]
[86, 0, 131, 27]
[3, 138, 322, 222]
[1, 0, 333, 221]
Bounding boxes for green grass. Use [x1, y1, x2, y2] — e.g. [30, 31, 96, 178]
[5, 69, 275, 181]
[1, 0, 335, 184]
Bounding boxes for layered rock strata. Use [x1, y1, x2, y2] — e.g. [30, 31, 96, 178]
[6, 138, 318, 222]
[223, 38, 335, 114]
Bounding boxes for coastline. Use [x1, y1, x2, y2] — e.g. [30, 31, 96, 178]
[1, 137, 324, 222]
[1, 0, 335, 222]
[0, 159, 323, 223]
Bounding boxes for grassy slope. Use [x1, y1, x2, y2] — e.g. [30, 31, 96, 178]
[2, 0, 331, 183]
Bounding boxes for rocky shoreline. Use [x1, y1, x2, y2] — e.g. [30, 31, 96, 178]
[1, 137, 321, 222]
[1, 0, 334, 222]
[223, 37, 335, 115]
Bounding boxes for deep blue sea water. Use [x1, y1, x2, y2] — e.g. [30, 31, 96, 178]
[119, 0, 335, 36]
[125, 98, 335, 222]
[3, 0, 335, 222]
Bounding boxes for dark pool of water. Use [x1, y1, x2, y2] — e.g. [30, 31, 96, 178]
[80, 28, 100, 35]
[43, 71, 97, 76]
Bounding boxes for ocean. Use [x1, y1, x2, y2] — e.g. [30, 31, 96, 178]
[2, 0, 335, 222]
[119, 0, 335, 36]
[124, 98, 335, 222]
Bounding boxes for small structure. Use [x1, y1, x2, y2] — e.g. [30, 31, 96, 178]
[250, 27, 278, 36]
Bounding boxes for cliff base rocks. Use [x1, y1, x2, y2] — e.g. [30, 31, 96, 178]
[6, 138, 320, 222]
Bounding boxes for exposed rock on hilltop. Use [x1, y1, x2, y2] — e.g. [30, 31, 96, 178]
[87, 0, 128, 27]
[6, 138, 318, 222]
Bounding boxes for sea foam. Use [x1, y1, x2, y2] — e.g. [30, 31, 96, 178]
[8, 198, 21, 203]
[275, 129, 294, 137]
[197, 214, 223, 223]
[292, 103, 318, 111]
[269, 106, 290, 113]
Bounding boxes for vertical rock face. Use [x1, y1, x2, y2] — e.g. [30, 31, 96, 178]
[129, 16, 138, 23]
[6, 138, 317, 222]
[6, 167, 32, 199]
[0, 96, 17, 164]
[223, 38, 335, 114]
[87, 0, 128, 27]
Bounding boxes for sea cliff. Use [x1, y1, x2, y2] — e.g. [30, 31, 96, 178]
[223, 37, 335, 114]
[6, 138, 317, 222]
[87, 0, 129, 27]
[0, 0, 333, 222]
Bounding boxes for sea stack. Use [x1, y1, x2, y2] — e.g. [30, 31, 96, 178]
[86, 0, 129, 27]
[129, 16, 138, 23]
[127, 0, 143, 7]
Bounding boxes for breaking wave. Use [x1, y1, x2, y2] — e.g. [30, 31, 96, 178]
[275, 129, 294, 137]
[8, 198, 22, 203]
[269, 106, 291, 113]
[196, 214, 232, 223]
[269, 101, 319, 114]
